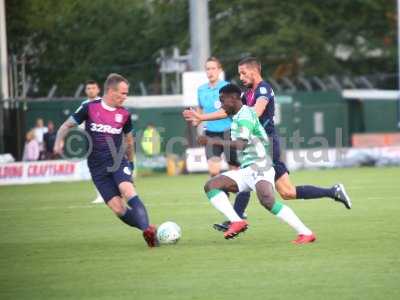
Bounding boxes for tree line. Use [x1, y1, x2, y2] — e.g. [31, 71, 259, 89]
[6, 0, 396, 96]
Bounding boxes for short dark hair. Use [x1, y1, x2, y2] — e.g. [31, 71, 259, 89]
[238, 56, 262, 73]
[206, 56, 222, 68]
[104, 73, 129, 92]
[219, 83, 242, 98]
[85, 80, 99, 87]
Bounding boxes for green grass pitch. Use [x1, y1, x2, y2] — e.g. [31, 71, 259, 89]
[0, 167, 399, 300]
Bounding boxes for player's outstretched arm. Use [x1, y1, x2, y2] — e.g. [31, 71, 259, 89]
[198, 135, 248, 150]
[182, 108, 228, 124]
[53, 117, 78, 155]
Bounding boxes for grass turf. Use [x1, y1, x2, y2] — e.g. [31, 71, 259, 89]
[0, 167, 399, 300]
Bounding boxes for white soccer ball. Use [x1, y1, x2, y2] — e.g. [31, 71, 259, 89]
[157, 221, 181, 245]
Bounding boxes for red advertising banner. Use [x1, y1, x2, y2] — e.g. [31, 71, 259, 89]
[0, 160, 90, 185]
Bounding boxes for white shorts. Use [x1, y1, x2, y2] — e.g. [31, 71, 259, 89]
[222, 165, 275, 193]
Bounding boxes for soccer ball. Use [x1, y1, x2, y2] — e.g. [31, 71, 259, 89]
[157, 221, 181, 245]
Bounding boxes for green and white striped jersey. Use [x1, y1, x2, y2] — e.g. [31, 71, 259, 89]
[231, 105, 271, 169]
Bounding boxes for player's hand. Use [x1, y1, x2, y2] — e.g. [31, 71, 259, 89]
[53, 140, 64, 155]
[191, 119, 201, 127]
[182, 109, 194, 120]
[128, 161, 134, 172]
[197, 135, 209, 146]
[182, 109, 202, 123]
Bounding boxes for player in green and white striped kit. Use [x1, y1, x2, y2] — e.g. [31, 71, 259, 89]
[199, 84, 315, 242]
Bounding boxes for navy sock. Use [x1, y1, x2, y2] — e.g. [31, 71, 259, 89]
[119, 208, 140, 229]
[121, 195, 149, 230]
[296, 185, 335, 200]
[233, 191, 251, 218]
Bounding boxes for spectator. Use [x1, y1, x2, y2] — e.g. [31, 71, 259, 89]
[33, 118, 48, 157]
[43, 121, 57, 159]
[22, 130, 40, 161]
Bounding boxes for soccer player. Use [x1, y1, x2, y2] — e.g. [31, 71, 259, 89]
[54, 73, 158, 247]
[200, 83, 315, 244]
[195, 57, 250, 219]
[184, 57, 351, 231]
[82, 80, 104, 204]
[84, 80, 102, 103]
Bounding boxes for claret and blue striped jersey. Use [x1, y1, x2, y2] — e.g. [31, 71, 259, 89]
[242, 81, 275, 135]
[71, 100, 132, 166]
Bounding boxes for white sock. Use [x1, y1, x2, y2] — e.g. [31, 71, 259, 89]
[276, 205, 312, 235]
[208, 190, 242, 222]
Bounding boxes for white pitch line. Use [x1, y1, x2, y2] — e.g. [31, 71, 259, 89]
[0, 201, 208, 212]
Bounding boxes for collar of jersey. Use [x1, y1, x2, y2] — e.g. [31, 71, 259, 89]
[233, 105, 247, 119]
[101, 100, 117, 111]
[208, 80, 224, 89]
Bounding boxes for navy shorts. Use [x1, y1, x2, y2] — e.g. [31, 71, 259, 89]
[89, 159, 133, 203]
[204, 130, 240, 167]
[270, 133, 289, 181]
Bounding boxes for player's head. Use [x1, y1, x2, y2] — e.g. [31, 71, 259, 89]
[103, 73, 129, 107]
[205, 56, 223, 84]
[84, 80, 100, 100]
[219, 83, 242, 116]
[238, 57, 262, 88]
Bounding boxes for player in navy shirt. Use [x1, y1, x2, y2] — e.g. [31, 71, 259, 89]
[54, 73, 158, 247]
[81, 80, 104, 204]
[184, 58, 351, 242]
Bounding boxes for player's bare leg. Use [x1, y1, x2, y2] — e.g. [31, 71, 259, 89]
[204, 175, 248, 239]
[207, 157, 222, 177]
[107, 196, 127, 216]
[119, 181, 138, 199]
[276, 173, 352, 209]
[255, 180, 316, 244]
[275, 173, 297, 200]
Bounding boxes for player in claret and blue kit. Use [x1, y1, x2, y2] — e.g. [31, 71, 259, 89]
[54, 73, 158, 247]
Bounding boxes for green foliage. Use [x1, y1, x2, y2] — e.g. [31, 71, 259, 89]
[6, 0, 396, 96]
[209, 0, 396, 79]
[7, 0, 188, 96]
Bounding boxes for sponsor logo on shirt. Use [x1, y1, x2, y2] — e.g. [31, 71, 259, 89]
[90, 123, 122, 134]
[115, 114, 123, 123]
[214, 100, 222, 109]
[259, 87, 267, 94]
[123, 166, 131, 175]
